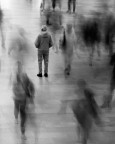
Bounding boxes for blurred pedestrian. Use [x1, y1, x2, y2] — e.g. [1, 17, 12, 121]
[35, 25, 53, 77]
[0, 7, 5, 72]
[67, 0, 76, 14]
[13, 62, 35, 139]
[60, 24, 76, 75]
[103, 14, 115, 57]
[101, 53, 115, 109]
[0, 7, 5, 49]
[71, 79, 101, 144]
[58, 79, 102, 144]
[8, 25, 36, 69]
[45, 6, 52, 26]
[80, 17, 101, 66]
[49, 8, 62, 53]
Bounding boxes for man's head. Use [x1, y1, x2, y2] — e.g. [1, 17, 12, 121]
[41, 25, 47, 32]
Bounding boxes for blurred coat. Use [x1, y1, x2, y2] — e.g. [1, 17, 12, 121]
[8, 26, 36, 66]
[13, 72, 35, 101]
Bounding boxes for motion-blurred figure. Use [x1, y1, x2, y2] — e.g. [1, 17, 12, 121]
[60, 24, 76, 75]
[99, 2, 115, 57]
[8, 25, 36, 87]
[8, 25, 36, 66]
[45, 7, 62, 53]
[80, 15, 101, 66]
[71, 79, 101, 144]
[0, 6, 5, 49]
[101, 53, 115, 109]
[50, 9, 62, 53]
[45, 6, 52, 26]
[35, 25, 53, 77]
[12, 61, 35, 139]
[58, 79, 102, 144]
[103, 13, 115, 57]
[0, 6, 5, 72]
[67, 0, 76, 14]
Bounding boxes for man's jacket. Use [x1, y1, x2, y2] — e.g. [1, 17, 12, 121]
[35, 33, 53, 50]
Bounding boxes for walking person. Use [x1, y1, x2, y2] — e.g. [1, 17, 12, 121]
[13, 62, 35, 139]
[67, 0, 76, 14]
[35, 25, 53, 77]
[101, 53, 115, 109]
[0, 7, 5, 49]
[58, 79, 102, 144]
[60, 23, 76, 75]
[51, 0, 56, 11]
[49, 8, 62, 53]
[71, 79, 101, 144]
[0, 7, 5, 72]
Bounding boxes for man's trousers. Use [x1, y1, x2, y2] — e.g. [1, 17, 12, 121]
[38, 50, 49, 74]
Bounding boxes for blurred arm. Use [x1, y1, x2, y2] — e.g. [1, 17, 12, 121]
[35, 35, 41, 48]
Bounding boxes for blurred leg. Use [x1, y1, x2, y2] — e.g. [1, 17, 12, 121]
[109, 43, 113, 57]
[42, 0, 45, 10]
[14, 100, 20, 119]
[58, 0, 61, 10]
[109, 78, 115, 107]
[96, 43, 101, 58]
[52, 0, 56, 10]
[101, 78, 115, 108]
[67, 0, 71, 12]
[58, 100, 68, 114]
[0, 25, 5, 50]
[52, 32, 58, 52]
[43, 50, 49, 74]
[73, 0, 76, 13]
[64, 54, 68, 74]
[20, 101, 26, 135]
[55, 33, 59, 53]
[89, 45, 95, 66]
[76, 124, 82, 142]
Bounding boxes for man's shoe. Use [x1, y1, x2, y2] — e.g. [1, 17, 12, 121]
[37, 73, 42, 77]
[44, 73, 48, 77]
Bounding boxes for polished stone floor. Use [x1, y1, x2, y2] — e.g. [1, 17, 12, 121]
[0, 0, 115, 144]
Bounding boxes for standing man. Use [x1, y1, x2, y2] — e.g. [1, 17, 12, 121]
[35, 25, 53, 77]
[67, 0, 76, 14]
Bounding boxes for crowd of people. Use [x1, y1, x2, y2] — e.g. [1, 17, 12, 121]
[0, 0, 115, 144]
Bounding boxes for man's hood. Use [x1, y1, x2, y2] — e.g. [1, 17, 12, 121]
[41, 32, 49, 37]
